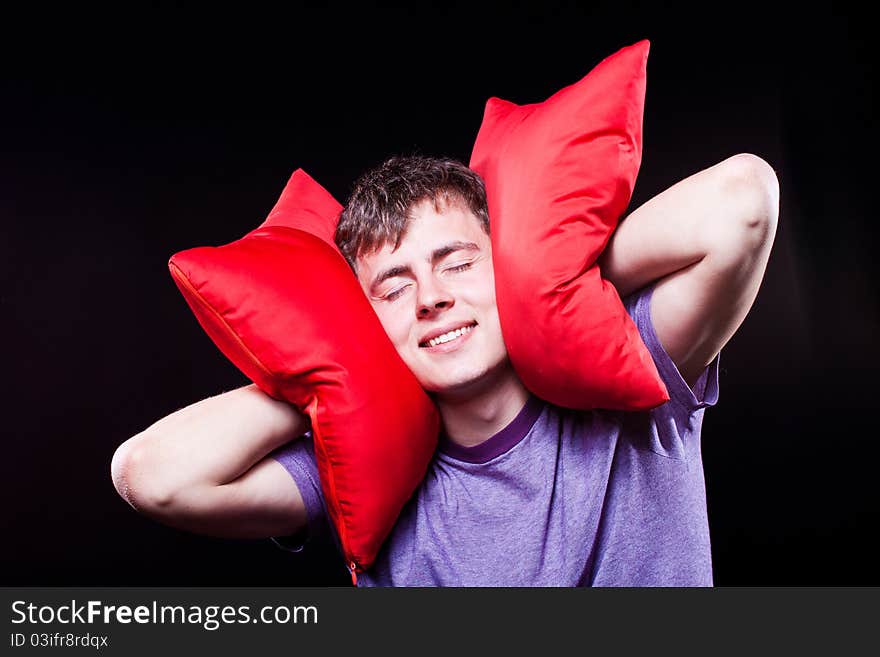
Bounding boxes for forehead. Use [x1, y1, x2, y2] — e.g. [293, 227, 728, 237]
[355, 200, 489, 282]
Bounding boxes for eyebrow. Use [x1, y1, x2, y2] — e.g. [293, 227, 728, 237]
[369, 240, 480, 294]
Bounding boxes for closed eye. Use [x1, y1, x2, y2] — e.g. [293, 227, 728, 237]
[383, 284, 411, 301]
[381, 261, 472, 301]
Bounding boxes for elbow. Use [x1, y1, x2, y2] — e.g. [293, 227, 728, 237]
[723, 153, 780, 239]
[110, 435, 177, 516]
[706, 153, 780, 268]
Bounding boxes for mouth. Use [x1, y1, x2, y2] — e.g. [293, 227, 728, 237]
[419, 321, 478, 350]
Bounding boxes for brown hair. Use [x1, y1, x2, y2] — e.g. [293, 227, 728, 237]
[335, 155, 490, 273]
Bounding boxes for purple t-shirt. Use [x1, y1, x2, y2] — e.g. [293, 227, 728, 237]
[271, 285, 719, 586]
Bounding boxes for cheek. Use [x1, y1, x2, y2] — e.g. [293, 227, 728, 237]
[374, 305, 412, 348]
[472, 275, 499, 311]
[468, 263, 498, 303]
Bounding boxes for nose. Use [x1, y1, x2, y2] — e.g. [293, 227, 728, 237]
[416, 275, 454, 318]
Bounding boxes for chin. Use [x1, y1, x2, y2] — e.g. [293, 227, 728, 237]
[424, 378, 482, 396]
[420, 363, 506, 397]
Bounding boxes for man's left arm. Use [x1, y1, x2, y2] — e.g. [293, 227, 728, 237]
[598, 153, 780, 388]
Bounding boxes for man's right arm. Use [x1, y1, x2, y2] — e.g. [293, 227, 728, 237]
[110, 384, 311, 539]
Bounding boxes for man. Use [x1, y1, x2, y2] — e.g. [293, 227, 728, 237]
[111, 154, 778, 585]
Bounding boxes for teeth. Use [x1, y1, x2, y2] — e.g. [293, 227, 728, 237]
[427, 324, 473, 348]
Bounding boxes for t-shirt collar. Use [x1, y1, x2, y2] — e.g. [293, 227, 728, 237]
[438, 394, 545, 464]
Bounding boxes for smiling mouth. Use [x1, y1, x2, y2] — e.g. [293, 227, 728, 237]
[419, 322, 478, 348]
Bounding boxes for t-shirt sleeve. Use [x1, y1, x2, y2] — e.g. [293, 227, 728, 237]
[267, 432, 329, 553]
[621, 284, 720, 460]
[623, 284, 720, 412]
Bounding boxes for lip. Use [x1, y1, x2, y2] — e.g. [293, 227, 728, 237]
[419, 322, 477, 353]
[418, 321, 478, 347]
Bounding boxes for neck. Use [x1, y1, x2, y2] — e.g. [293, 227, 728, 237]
[432, 362, 531, 448]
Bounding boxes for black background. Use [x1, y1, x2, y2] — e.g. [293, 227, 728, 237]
[2, 2, 877, 586]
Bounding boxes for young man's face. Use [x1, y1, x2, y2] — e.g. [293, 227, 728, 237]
[355, 199, 510, 397]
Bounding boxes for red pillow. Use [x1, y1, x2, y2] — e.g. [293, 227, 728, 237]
[167, 169, 439, 580]
[469, 40, 669, 410]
